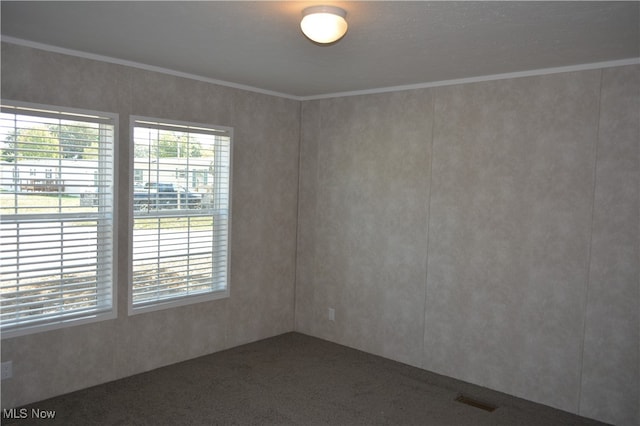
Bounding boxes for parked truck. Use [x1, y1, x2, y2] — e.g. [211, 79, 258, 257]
[133, 182, 202, 211]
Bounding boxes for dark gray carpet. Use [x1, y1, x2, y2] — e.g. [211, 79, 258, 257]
[3, 332, 607, 425]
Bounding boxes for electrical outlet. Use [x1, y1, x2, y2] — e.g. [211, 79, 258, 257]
[328, 307, 335, 321]
[1, 361, 12, 380]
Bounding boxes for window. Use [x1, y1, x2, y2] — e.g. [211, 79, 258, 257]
[130, 117, 231, 313]
[0, 102, 116, 337]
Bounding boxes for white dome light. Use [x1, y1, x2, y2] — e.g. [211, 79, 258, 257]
[300, 6, 348, 44]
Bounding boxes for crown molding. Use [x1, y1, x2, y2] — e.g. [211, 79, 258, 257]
[1, 36, 303, 101]
[3, 35, 639, 102]
[300, 57, 640, 100]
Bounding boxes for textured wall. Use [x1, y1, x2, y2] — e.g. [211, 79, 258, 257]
[297, 67, 639, 426]
[0, 43, 300, 408]
[580, 66, 640, 425]
[296, 90, 434, 366]
[425, 72, 599, 411]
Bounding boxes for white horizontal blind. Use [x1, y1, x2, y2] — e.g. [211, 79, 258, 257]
[0, 103, 115, 336]
[131, 118, 231, 311]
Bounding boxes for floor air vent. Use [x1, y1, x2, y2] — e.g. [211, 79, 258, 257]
[455, 394, 497, 412]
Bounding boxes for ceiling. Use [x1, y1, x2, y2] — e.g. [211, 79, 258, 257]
[1, 1, 639, 99]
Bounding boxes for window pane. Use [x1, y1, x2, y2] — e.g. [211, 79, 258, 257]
[0, 104, 115, 336]
[131, 118, 231, 311]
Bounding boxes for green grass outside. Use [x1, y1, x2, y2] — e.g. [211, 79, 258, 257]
[0, 193, 213, 229]
[0, 192, 79, 211]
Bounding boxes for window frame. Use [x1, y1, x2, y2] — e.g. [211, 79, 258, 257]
[127, 115, 232, 316]
[0, 100, 118, 339]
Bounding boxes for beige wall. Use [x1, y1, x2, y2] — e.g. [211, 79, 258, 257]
[296, 67, 639, 426]
[580, 66, 640, 425]
[2, 42, 638, 426]
[0, 43, 300, 408]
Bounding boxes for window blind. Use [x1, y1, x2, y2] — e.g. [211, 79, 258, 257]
[0, 103, 116, 336]
[131, 117, 231, 312]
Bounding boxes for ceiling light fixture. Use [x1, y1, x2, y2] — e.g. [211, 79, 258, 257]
[300, 5, 348, 44]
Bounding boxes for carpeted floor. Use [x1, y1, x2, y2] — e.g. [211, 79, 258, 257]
[3, 332, 607, 425]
